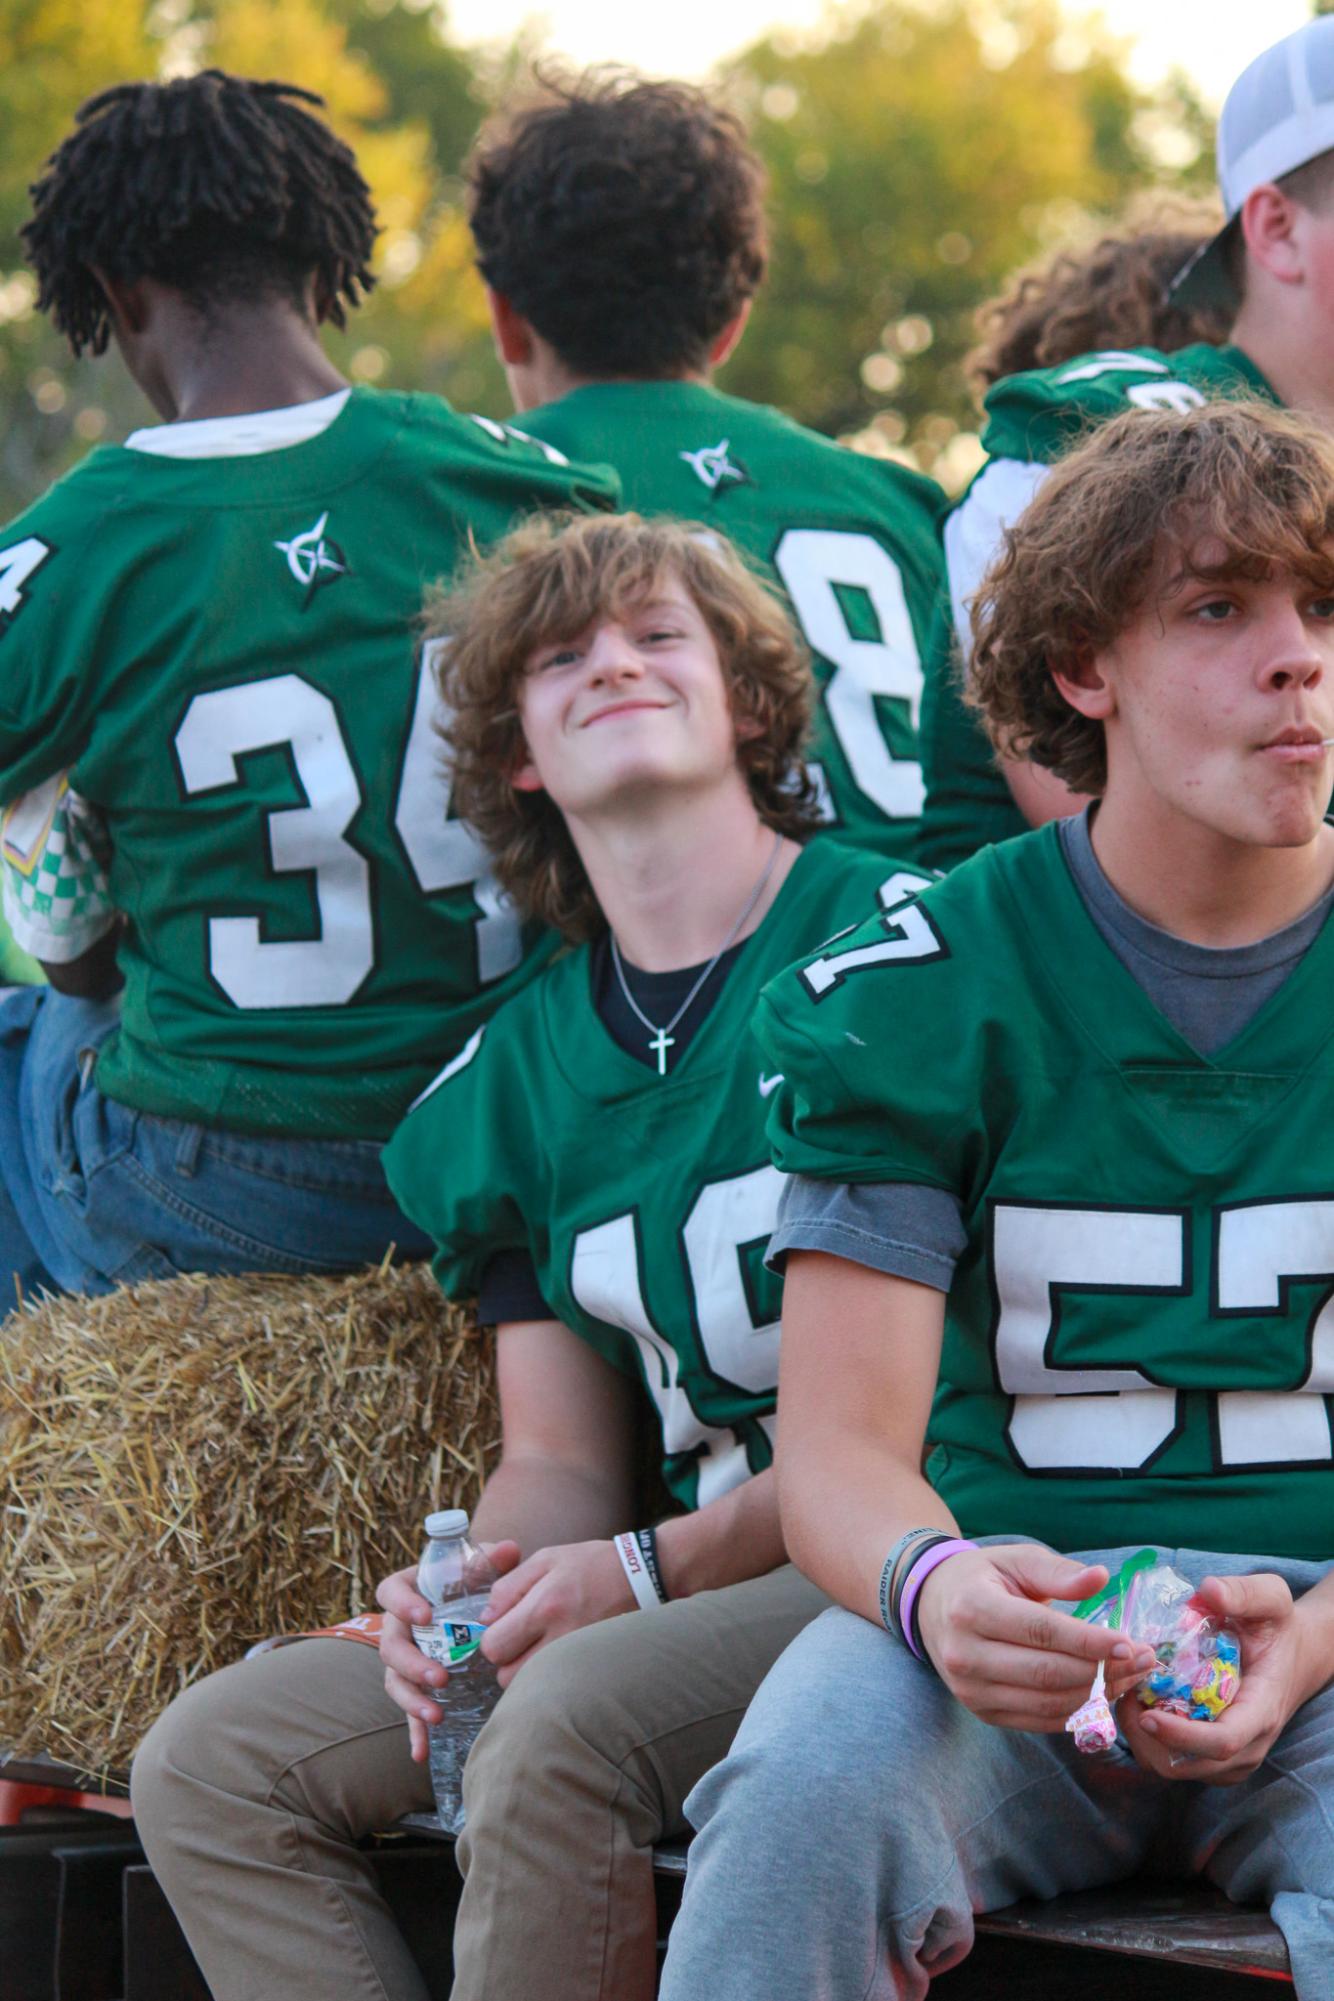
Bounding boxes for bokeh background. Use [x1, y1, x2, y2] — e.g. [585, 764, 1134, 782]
[0, 0, 1326, 519]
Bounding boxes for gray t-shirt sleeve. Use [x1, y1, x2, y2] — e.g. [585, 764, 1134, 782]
[768, 1174, 967, 1292]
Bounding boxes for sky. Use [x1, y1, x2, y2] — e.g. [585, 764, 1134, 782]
[446, 0, 1313, 108]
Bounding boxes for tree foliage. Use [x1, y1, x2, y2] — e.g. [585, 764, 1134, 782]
[719, 0, 1215, 482]
[0, 0, 1220, 519]
[0, 0, 156, 509]
[0, 0, 502, 520]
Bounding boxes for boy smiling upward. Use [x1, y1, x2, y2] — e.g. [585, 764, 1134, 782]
[131, 515, 925, 2001]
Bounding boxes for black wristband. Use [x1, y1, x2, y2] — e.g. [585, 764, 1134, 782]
[908, 1577, 933, 1670]
[890, 1532, 951, 1647]
[634, 1527, 670, 1603]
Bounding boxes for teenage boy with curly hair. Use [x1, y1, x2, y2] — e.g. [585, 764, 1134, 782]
[661, 399, 1334, 2000]
[920, 14, 1334, 870]
[131, 514, 927, 2001]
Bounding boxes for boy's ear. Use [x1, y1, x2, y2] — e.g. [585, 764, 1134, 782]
[1239, 183, 1304, 289]
[510, 746, 545, 794]
[93, 268, 150, 337]
[487, 288, 536, 367]
[708, 301, 752, 370]
[1051, 646, 1117, 721]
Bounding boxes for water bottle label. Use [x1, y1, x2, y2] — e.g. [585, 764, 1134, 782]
[415, 1619, 488, 1669]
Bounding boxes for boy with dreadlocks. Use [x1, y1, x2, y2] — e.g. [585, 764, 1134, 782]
[0, 70, 616, 1299]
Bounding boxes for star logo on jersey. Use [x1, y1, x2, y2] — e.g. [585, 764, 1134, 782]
[273, 511, 349, 605]
[679, 440, 750, 492]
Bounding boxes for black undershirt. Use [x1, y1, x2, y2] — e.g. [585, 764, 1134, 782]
[475, 934, 747, 1324]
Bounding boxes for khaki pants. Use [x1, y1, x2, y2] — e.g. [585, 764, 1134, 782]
[130, 1564, 826, 2001]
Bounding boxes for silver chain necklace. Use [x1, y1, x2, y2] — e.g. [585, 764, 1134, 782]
[610, 832, 784, 1076]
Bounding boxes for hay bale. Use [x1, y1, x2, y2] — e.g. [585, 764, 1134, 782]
[0, 1261, 498, 1777]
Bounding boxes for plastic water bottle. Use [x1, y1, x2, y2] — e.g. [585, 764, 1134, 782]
[412, 1509, 501, 1833]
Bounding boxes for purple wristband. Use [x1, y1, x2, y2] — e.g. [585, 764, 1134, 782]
[898, 1539, 977, 1661]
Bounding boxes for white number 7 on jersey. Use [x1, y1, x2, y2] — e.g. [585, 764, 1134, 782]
[799, 875, 941, 999]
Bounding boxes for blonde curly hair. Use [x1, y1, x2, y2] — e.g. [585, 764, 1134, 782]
[427, 512, 821, 940]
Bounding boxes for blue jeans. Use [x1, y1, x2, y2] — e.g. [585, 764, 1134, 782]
[0, 988, 433, 1301]
[661, 1546, 1334, 2001]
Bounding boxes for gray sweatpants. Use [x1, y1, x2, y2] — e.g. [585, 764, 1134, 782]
[661, 1547, 1334, 2001]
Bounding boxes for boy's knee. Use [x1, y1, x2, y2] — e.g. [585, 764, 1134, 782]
[743, 1609, 939, 1776]
[470, 1623, 639, 1784]
[132, 1659, 269, 1827]
[133, 1671, 239, 1848]
[687, 1700, 886, 1864]
[685, 1612, 953, 1863]
[133, 1642, 352, 1830]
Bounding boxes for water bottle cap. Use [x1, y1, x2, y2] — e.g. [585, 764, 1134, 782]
[423, 1508, 470, 1539]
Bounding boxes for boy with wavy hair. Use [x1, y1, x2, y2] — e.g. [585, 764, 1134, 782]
[467, 70, 945, 862]
[132, 513, 928, 2001]
[662, 399, 1334, 1999]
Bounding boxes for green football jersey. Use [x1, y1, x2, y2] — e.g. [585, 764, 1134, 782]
[756, 825, 1334, 1562]
[977, 341, 1271, 463]
[0, 389, 619, 1138]
[383, 840, 929, 1511]
[518, 382, 947, 861]
[917, 343, 1279, 873]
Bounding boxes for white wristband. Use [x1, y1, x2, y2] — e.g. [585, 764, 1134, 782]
[613, 1531, 660, 1613]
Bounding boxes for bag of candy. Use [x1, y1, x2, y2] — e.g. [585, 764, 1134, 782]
[1063, 1548, 1242, 1754]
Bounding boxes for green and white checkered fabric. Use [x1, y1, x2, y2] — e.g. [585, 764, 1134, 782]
[2, 775, 115, 964]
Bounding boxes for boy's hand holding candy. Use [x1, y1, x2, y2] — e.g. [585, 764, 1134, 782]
[1060, 1554, 1334, 1787]
[1121, 1570, 1320, 1786]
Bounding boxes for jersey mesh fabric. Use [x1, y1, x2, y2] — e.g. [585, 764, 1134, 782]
[0, 389, 619, 1137]
[917, 342, 1278, 872]
[518, 381, 946, 861]
[756, 822, 1334, 1560]
[384, 839, 928, 1511]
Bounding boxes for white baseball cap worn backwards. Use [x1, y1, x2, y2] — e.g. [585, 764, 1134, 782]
[1172, 16, 1334, 309]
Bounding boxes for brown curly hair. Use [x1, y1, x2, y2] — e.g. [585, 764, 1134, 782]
[467, 68, 767, 379]
[968, 197, 1231, 396]
[970, 402, 1334, 795]
[429, 514, 820, 941]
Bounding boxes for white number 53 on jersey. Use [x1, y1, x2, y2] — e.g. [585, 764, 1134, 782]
[994, 1198, 1334, 1472]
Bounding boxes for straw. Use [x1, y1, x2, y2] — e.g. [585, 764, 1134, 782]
[0, 1259, 497, 1779]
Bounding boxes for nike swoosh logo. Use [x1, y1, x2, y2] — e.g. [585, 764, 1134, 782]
[758, 1072, 785, 1098]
